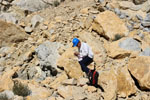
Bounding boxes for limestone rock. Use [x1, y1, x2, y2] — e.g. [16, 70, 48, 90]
[92, 10, 128, 40]
[128, 56, 150, 90]
[117, 66, 136, 98]
[0, 13, 18, 24]
[0, 90, 14, 100]
[50, 72, 68, 89]
[119, 1, 141, 11]
[31, 15, 44, 28]
[62, 78, 77, 85]
[0, 20, 28, 47]
[133, 0, 147, 5]
[119, 37, 141, 51]
[12, 0, 49, 12]
[25, 26, 33, 33]
[140, 48, 150, 56]
[98, 69, 117, 100]
[0, 67, 19, 92]
[35, 41, 60, 76]
[104, 37, 141, 59]
[27, 83, 52, 100]
[57, 86, 86, 99]
[57, 47, 83, 79]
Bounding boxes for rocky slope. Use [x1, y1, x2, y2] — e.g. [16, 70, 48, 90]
[0, 0, 150, 100]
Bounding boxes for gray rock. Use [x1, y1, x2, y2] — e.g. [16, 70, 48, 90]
[31, 15, 43, 28]
[127, 24, 133, 31]
[98, 0, 104, 3]
[0, 90, 14, 100]
[0, 13, 18, 24]
[140, 48, 150, 56]
[114, 8, 121, 16]
[119, 37, 141, 51]
[35, 41, 60, 76]
[25, 26, 33, 33]
[138, 32, 144, 39]
[119, 13, 126, 19]
[143, 28, 150, 32]
[133, 0, 147, 5]
[136, 15, 143, 21]
[12, 0, 50, 12]
[141, 21, 150, 27]
[144, 14, 150, 22]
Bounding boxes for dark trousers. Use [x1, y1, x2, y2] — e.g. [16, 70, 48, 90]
[79, 56, 93, 74]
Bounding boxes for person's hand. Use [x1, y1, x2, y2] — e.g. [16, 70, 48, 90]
[74, 52, 79, 56]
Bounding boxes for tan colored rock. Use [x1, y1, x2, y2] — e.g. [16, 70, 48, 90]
[50, 72, 68, 89]
[98, 68, 117, 100]
[117, 66, 136, 98]
[87, 86, 97, 93]
[62, 78, 77, 85]
[80, 7, 90, 14]
[119, 1, 141, 11]
[104, 38, 132, 59]
[0, 20, 28, 47]
[57, 86, 86, 99]
[0, 67, 20, 92]
[128, 56, 150, 90]
[57, 47, 83, 79]
[26, 83, 52, 100]
[92, 11, 128, 40]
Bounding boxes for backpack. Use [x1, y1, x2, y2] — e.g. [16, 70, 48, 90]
[88, 69, 99, 86]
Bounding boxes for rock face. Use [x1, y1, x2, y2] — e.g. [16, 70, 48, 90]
[128, 56, 150, 90]
[0, 20, 28, 47]
[57, 47, 83, 79]
[35, 41, 60, 76]
[92, 11, 128, 40]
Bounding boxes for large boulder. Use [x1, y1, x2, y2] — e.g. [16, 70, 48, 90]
[117, 66, 136, 97]
[35, 41, 60, 76]
[104, 37, 141, 59]
[57, 47, 83, 79]
[0, 20, 28, 47]
[98, 66, 136, 99]
[98, 69, 117, 100]
[92, 10, 128, 40]
[128, 56, 150, 90]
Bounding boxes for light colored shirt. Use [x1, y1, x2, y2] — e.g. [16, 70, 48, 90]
[78, 42, 94, 61]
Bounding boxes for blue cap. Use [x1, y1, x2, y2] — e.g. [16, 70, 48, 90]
[72, 38, 79, 47]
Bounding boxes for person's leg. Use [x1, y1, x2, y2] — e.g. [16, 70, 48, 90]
[79, 56, 93, 74]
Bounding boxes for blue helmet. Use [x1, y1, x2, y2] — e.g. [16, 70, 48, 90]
[72, 38, 79, 47]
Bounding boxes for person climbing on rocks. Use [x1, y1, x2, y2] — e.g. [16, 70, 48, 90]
[72, 38, 99, 87]
[72, 38, 94, 75]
